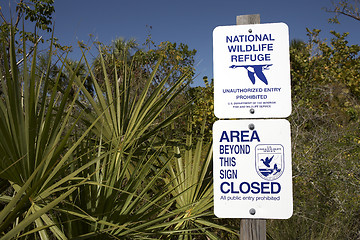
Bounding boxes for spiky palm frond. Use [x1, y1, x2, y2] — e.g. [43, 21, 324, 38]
[0, 28, 101, 240]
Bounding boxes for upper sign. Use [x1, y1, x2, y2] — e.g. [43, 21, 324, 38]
[213, 23, 291, 118]
[213, 119, 293, 219]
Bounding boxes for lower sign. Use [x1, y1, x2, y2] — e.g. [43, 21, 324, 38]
[213, 119, 293, 219]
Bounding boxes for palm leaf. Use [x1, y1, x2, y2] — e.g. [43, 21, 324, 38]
[0, 27, 101, 239]
[160, 118, 235, 239]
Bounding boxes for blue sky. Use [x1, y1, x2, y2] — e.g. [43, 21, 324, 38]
[4, 0, 360, 86]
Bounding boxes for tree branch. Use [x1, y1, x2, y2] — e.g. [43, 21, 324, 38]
[14, 0, 25, 29]
[16, 35, 43, 66]
[0, 7, 8, 24]
[327, 0, 360, 22]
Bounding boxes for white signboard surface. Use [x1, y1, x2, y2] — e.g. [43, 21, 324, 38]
[213, 119, 293, 219]
[213, 23, 291, 118]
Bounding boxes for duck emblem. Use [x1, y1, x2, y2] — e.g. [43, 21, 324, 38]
[255, 144, 284, 181]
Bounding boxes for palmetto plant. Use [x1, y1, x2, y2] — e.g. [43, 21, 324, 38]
[0, 28, 232, 239]
[55, 44, 192, 238]
[0, 30, 102, 239]
[59, 44, 231, 239]
[158, 120, 236, 240]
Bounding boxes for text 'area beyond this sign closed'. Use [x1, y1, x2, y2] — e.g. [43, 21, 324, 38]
[213, 23, 291, 118]
[213, 119, 293, 219]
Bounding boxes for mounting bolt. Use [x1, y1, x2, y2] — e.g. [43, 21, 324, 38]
[249, 208, 256, 215]
[250, 108, 255, 114]
[248, 29, 252, 33]
[248, 123, 255, 130]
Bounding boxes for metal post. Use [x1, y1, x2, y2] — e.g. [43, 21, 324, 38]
[236, 14, 266, 240]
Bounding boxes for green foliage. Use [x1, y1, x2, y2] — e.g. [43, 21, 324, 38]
[0, 0, 69, 54]
[326, 0, 360, 23]
[160, 120, 234, 239]
[91, 38, 197, 142]
[192, 27, 360, 240]
[188, 76, 216, 141]
[2, 1, 360, 239]
[146, 41, 197, 85]
[267, 29, 360, 239]
[0, 27, 98, 240]
[0, 23, 231, 239]
[92, 37, 196, 87]
[291, 29, 360, 121]
[16, 0, 55, 32]
[0, 0, 54, 40]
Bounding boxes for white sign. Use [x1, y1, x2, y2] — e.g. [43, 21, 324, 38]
[213, 23, 291, 118]
[213, 119, 293, 219]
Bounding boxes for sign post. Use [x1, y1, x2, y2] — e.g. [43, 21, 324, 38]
[212, 14, 293, 240]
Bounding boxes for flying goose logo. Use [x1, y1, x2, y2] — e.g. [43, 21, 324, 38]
[229, 64, 272, 85]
